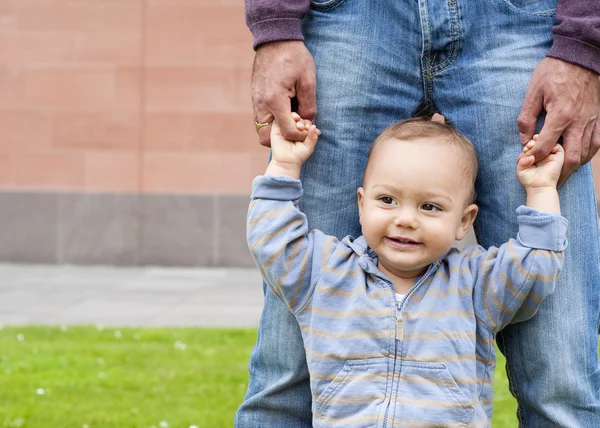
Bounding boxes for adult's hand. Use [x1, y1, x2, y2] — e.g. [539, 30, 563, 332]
[517, 57, 600, 186]
[252, 40, 317, 147]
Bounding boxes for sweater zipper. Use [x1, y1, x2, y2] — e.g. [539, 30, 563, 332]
[382, 263, 437, 428]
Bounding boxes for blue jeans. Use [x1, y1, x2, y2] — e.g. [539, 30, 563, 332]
[236, 0, 600, 426]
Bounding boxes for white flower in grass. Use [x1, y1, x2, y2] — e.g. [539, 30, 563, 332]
[16, 334, 24, 342]
[82, 425, 89, 428]
[60, 325, 68, 332]
[189, 425, 199, 428]
[96, 324, 104, 331]
[114, 330, 122, 339]
[10, 418, 24, 427]
[174, 341, 187, 351]
[159, 422, 169, 428]
[98, 372, 105, 378]
[97, 358, 104, 365]
[36, 388, 45, 395]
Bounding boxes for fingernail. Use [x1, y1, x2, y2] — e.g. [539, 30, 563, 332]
[519, 133, 529, 144]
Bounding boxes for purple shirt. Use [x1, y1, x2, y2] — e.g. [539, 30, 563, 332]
[245, 0, 600, 73]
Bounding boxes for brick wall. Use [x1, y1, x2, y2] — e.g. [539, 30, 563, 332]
[0, 0, 265, 196]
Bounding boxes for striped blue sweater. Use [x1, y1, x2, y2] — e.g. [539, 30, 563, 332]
[248, 175, 567, 428]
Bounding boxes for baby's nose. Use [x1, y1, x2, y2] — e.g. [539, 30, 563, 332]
[393, 208, 418, 229]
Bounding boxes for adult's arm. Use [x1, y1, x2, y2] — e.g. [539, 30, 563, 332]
[518, 0, 600, 186]
[547, 0, 600, 73]
[245, 1, 317, 147]
[246, 0, 311, 50]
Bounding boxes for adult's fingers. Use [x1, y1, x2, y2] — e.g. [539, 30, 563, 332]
[254, 101, 274, 147]
[295, 66, 317, 121]
[557, 124, 585, 186]
[517, 78, 544, 144]
[267, 91, 307, 143]
[581, 118, 600, 166]
[526, 110, 569, 162]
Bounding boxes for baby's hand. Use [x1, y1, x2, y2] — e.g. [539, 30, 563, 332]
[516, 135, 564, 190]
[270, 112, 321, 168]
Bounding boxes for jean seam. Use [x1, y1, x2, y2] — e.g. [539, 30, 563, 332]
[431, 0, 461, 74]
[310, 0, 346, 12]
[501, 0, 555, 17]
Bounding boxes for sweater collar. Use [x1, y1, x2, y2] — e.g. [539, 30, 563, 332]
[342, 235, 444, 279]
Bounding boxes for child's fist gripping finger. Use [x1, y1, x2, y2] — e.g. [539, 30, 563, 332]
[270, 112, 321, 167]
[266, 113, 321, 179]
[517, 135, 565, 190]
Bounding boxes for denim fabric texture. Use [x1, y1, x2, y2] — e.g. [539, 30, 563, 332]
[236, 0, 600, 426]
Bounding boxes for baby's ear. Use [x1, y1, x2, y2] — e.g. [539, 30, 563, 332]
[431, 113, 445, 124]
[456, 204, 478, 240]
[357, 187, 365, 221]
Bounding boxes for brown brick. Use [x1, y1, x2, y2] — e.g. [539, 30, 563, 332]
[24, 66, 116, 109]
[144, 112, 259, 153]
[0, 154, 10, 186]
[18, 0, 142, 33]
[11, 153, 85, 189]
[145, 3, 253, 66]
[53, 111, 140, 151]
[84, 151, 139, 192]
[72, 32, 141, 65]
[0, 67, 25, 110]
[145, 67, 241, 112]
[0, 111, 53, 153]
[0, 32, 74, 65]
[143, 152, 218, 193]
[0, 1, 18, 31]
[115, 67, 142, 109]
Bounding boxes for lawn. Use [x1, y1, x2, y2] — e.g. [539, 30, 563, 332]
[0, 326, 517, 427]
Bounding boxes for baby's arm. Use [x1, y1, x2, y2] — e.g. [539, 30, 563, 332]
[248, 115, 335, 314]
[471, 139, 567, 331]
[469, 210, 567, 333]
[517, 135, 564, 214]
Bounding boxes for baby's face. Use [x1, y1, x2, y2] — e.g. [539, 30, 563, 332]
[358, 137, 477, 280]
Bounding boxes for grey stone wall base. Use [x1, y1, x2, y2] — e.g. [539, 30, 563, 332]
[0, 191, 254, 268]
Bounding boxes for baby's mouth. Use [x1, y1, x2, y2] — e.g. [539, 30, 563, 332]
[386, 237, 422, 247]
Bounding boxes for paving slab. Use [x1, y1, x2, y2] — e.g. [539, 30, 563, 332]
[0, 264, 264, 328]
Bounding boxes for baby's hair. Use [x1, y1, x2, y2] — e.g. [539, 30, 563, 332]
[365, 116, 478, 204]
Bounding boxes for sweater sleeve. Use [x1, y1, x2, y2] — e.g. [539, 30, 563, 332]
[547, 0, 600, 74]
[469, 206, 568, 334]
[245, 0, 311, 50]
[247, 175, 339, 313]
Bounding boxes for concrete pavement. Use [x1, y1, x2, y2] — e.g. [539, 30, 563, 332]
[0, 264, 264, 328]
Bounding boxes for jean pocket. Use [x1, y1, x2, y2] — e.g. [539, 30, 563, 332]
[314, 358, 388, 426]
[395, 361, 475, 425]
[311, 0, 346, 12]
[499, 0, 556, 16]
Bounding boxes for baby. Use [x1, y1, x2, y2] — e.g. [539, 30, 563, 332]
[247, 113, 566, 427]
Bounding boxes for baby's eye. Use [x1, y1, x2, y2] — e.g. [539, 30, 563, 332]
[421, 203, 439, 212]
[380, 197, 395, 205]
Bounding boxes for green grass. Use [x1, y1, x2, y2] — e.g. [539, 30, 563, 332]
[0, 326, 518, 427]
